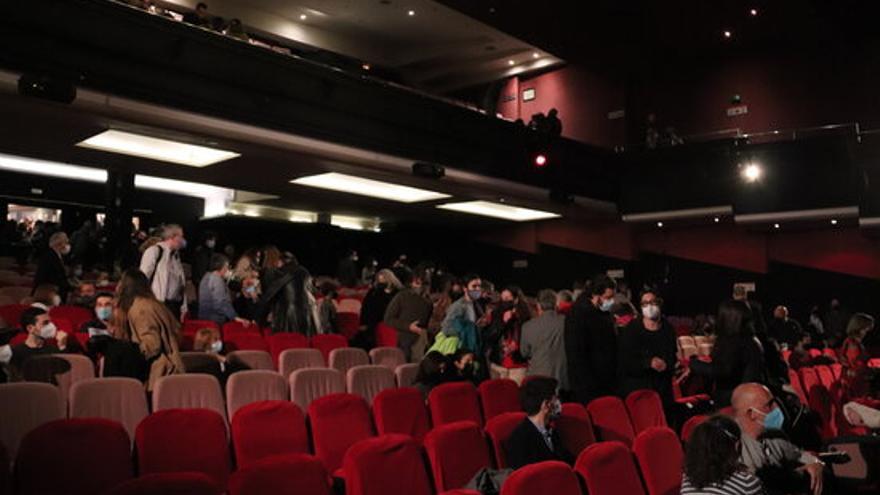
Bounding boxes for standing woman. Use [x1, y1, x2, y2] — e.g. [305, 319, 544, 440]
[115, 268, 184, 391]
[838, 313, 875, 400]
[354, 268, 402, 348]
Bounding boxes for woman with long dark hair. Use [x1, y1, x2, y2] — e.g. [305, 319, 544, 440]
[682, 415, 765, 494]
[486, 285, 532, 384]
[256, 263, 320, 336]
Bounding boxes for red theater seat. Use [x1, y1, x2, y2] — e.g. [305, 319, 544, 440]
[429, 382, 483, 427]
[14, 418, 132, 495]
[308, 393, 375, 474]
[575, 442, 646, 495]
[424, 421, 492, 492]
[478, 379, 521, 421]
[229, 453, 332, 495]
[586, 396, 636, 447]
[500, 461, 580, 495]
[625, 389, 667, 434]
[183, 320, 220, 335]
[633, 427, 683, 495]
[372, 387, 431, 443]
[135, 409, 230, 490]
[222, 320, 260, 339]
[343, 434, 433, 495]
[225, 333, 269, 352]
[556, 402, 596, 457]
[49, 305, 92, 330]
[679, 415, 708, 443]
[0, 304, 28, 329]
[232, 401, 309, 468]
[815, 365, 836, 391]
[375, 322, 398, 348]
[337, 312, 361, 340]
[268, 332, 309, 367]
[311, 334, 349, 362]
[484, 412, 527, 468]
[788, 369, 808, 405]
[106, 472, 222, 495]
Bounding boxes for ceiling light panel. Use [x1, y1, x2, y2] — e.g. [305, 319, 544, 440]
[436, 200, 559, 221]
[290, 172, 450, 203]
[77, 130, 240, 167]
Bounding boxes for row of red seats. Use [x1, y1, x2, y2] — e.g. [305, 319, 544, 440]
[788, 364, 867, 438]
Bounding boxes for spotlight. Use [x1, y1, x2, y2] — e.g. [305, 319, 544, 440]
[508, 60, 515, 66]
[831, 219, 838, 225]
[741, 163, 762, 182]
[407, 10, 415, 16]
[657, 221, 664, 228]
[749, 8, 758, 16]
[773, 223, 780, 229]
[714, 217, 720, 223]
[534, 154, 547, 167]
[723, 30, 732, 39]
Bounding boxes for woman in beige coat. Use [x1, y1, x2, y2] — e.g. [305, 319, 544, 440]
[115, 268, 185, 391]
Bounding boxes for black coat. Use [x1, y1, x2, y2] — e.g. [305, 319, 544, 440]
[33, 249, 70, 301]
[505, 418, 572, 470]
[564, 295, 618, 403]
[617, 318, 677, 404]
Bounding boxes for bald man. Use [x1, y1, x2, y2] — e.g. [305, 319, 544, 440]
[732, 383, 824, 495]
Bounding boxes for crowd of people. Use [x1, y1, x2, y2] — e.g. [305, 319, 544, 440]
[1, 219, 879, 494]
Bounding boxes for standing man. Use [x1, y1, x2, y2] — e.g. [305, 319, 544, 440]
[140, 224, 187, 321]
[565, 274, 618, 403]
[384, 268, 433, 362]
[192, 230, 217, 291]
[520, 289, 568, 390]
[33, 231, 72, 302]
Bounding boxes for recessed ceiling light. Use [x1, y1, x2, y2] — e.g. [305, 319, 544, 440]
[532, 52, 540, 59]
[77, 130, 240, 167]
[723, 30, 732, 38]
[831, 219, 838, 225]
[749, 8, 758, 16]
[291, 172, 450, 203]
[331, 215, 381, 232]
[300, 14, 307, 20]
[657, 221, 664, 228]
[437, 201, 559, 222]
[407, 9, 415, 16]
[508, 60, 516, 66]
[773, 223, 780, 229]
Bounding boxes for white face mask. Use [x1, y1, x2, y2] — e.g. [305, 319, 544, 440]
[642, 304, 661, 320]
[0, 345, 12, 364]
[60, 244, 71, 255]
[51, 295, 62, 307]
[39, 322, 57, 340]
[209, 340, 223, 354]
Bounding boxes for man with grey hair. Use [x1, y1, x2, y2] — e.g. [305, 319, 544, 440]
[520, 289, 568, 391]
[33, 231, 72, 301]
[140, 224, 187, 320]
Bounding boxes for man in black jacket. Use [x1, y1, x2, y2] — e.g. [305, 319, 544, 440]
[33, 231, 72, 302]
[505, 376, 571, 470]
[564, 274, 618, 404]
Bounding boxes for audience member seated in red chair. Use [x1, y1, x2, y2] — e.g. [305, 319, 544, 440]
[504, 377, 572, 470]
[78, 292, 116, 336]
[8, 306, 83, 381]
[681, 415, 765, 495]
[839, 314, 875, 401]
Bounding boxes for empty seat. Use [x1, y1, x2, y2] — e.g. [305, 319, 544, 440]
[478, 379, 521, 421]
[268, 333, 310, 368]
[343, 434, 432, 495]
[69, 377, 149, 442]
[221, 320, 260, 339]
[106, 472, 222, 495]
[677, 336, 695, 348]
[337, 298, 362, 314]
[0, 304, 28, 329]
[822, 348, 838, 361]
[229, 453, 332, 495]
[225, 333, 269, 352]
[575, 442, 646, 495]
[136, 409, 230, 490]
[311, 334, 349, 363]
[48, 305, 93, 330]
[556, 402, 596, 457]
[632, 427, 683, 495]
[289, 368, 345, 410]
[179, 352, 223, 375]
[56, 353, 96, 386]
[226, 350, 274, 371]
[830, 363, 843, 381]
[500, 461, 580, 495]
[369, 346, 406, 370]
[586, 396, 636, 447]
[152, 373, 227, 424]
[424, 421, 492, 492]
[308, 393, 375, 474]
[372, 387, 431, 443]
[0, 382, 64, 460]
[428, 382, 483, 427]
[625, 389, 667, 434]
[484, 412, 527, 468]
[337, 313, 361, 340]
[14, 418, 132, 495]
[347, 365, 396, 404]
[395, 363, 419, 388]
[279, 348, 325, 379]
[815, 365, 836, 390]
[329, 347, 370, 377]
[679, 414, 708, 443]
[788, 368, 809, 405]
[375, 322, 398, 347]
[226, 370, 288, 419]
[231, 401, 309, 468]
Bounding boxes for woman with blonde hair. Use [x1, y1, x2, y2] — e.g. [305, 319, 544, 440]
[839, 313, 875, 400]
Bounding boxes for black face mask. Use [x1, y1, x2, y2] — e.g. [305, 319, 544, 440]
[498, 301, 516, 312]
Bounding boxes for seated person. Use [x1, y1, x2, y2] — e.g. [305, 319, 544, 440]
[29, 284, 61, 310]
[79, 292, 115, 336]
[198, 253, 249, 326]
[9, 307, 82, 381]
[733, 383, 825, 495]
[447, 348, 478, 385]
[70, 282, 97, 309]
[504, 376, 572, 470]
[681, 415, 765, 494]
[414, 351, 448, 399]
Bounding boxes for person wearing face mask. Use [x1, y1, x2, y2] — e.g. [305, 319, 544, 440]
[355, 269, 403, 348]
[504, 377, 571, 470]
[192, 231, 217, 294]
[139, 224, 188, 321]
[564, 274, 618, 404]
[440, 274, 487, 347]
[198, 254, 250, 327]
[682, 415, 765, 495]
[234, 276, 261, 321]
[733, 383, 825, 495]
[485, 286, 532, 384]
[33, 231, 72, 303]
[617, 290, 678, 419]
[383, 268, 433, 362]
[79, 292, 116, 335]
[30, 284, 63, 310]
[9, 307, 83, 381]
[71, 281, 97, 309]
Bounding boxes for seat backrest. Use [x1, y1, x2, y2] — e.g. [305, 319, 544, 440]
[231, 401, 309, 468]
[329, 347, 370, 377]
[815, 365, 835, 390]
[226, 370, 288, 419]
[0, 304, 29, 330]
[556, 402, 596, 457]
[787, 368, 808, 405]
[221, 320, 260, 339]
[423, 421, 492, 492]
[679, 415, 708, 443]
[799, 367, 821, 392]
[343, 434, 432, 495]
[308, 393, 375, 473]
[347, 365, 396, 404]
[679, 345, 698, 360]
[369, 346, 406, 370]
[15, 418, 132, 495]
[697, 343, 713, 357]
[337, 298, 362, 314]
[229, 453, 332, 495]
[500, 460, 580, 495]
[106, 472, 221, 495]
[56, 353, 96, 388]
[625, 390, 667, 434]
[575, 441, 646, 495]
[0, 382, 64, 460]
[394, 363, 419, 388]
[48, 305, 93, 330]
[677, 336, 695, 348]
[279, 348, 325, 379]
[268, 333, 309, 368]
[136, 409, 230, 490]
[478, 379, 521, 421]
[484, 412, 527, 468]
[311, 334, 349, 362]
[632, 427, 683, 495]
[586, 396, 636, 447]
[428, 381, 483, 427]
[180, 352, 223, 375]
[830, 363, 843, 381]
[289, 367, 345, 410]
[226, 334, 269, 352]
[152, 373, 227, 424]
[375, 322, 398, 347]
[183, 320, 220, 335]
[372, 387, 431, 442]
[226, 350, 274, 371]
[69, 377, 148, 442]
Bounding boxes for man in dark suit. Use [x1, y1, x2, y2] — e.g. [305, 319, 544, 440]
[564, 274, 618, 404]
[33, 231, 71, 302]
[505, 377, 572, 470]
